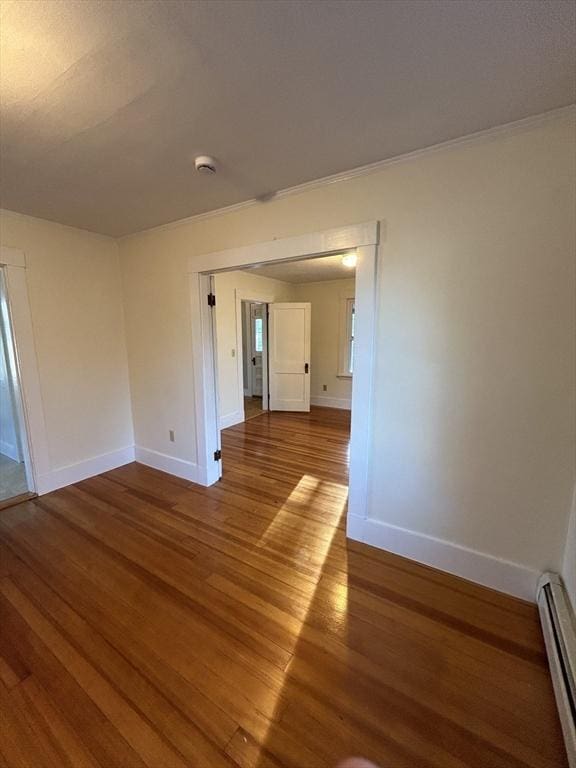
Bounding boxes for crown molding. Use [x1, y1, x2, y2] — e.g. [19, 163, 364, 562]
[2, 105, 573, 243]
[121, 103, 575, 241]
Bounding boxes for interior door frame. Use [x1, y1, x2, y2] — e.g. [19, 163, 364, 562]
[235, 290, 272, 423]
[188, 221, 380, 532]
[0, 247, 50, 495]
[241, 302, 252, 397]
[248, 303, 265, 398]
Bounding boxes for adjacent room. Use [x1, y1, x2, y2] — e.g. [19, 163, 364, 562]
[0, 1, 574, 767]
[213, 255, 355, 417]
[211, 253, 357, 532]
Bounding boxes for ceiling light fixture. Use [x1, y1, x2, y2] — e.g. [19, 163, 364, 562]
[341, 253, 357, 268]
[194, 155, 217, 174]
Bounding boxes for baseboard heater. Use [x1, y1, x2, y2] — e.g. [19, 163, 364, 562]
[537, 573, 576, 767]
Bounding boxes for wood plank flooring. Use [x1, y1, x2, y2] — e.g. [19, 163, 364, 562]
[0, 407, 567, 767]
[244, 396, 264, 422]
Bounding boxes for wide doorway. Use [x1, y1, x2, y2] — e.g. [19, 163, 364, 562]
[189, 221, 378, 537]
[209, 252, 357, 508]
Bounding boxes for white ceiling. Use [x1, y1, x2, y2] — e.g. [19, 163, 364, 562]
[244, 254, 356, 283]
[1, 0, 574, 238]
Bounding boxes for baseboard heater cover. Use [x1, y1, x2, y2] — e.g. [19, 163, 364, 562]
[537, 572, 576, 767]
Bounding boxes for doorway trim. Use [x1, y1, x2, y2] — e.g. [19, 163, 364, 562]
[0, 246, 50, 495]
[235, 291, 272, 426]
[187, 221, 380, 530]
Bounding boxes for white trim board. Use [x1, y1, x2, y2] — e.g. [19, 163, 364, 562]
[219, 410, 244, 430]
[311, 396, 351, 410]
[36, 444, 201, 495]
[189, 221, 379, 274]
[134, 446, 200, 484]
[36, 446, 135, 495]
[348, 515, 540, 602]
[123, 105, 574, 241]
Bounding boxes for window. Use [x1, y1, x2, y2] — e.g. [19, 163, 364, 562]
[254, 317, 263, 353]
[338, 296, 355, 377]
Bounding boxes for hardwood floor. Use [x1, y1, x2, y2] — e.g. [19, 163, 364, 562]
[244, 396, 264, 422]
[0, 407, 567, 767]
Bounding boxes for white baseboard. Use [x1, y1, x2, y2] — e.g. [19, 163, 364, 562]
[311, 396, 351, 410]
[194, 464, 211, 486]
[135, 445, 200, 483]
[347, 514, 540, 602]
[219, 410, 244, 429]
[36, 446, 135, 495]
[0, 439, 20, 462]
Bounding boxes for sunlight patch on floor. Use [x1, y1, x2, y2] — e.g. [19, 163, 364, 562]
[255, 474, 347, 567]
[246, 474, 349, 762]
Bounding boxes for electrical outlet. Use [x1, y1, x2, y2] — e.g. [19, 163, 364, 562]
[231, 349, 236, 357]
[322, 384, 328, 391]
[169, 429, 175, 442]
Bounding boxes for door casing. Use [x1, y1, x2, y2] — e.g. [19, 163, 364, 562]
[0, 247, 50, 495]
[187, 221, 380, 533]
[234, 290, 273, 423]
[249, 303, 264, 397]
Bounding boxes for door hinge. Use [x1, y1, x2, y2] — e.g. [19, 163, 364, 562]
[304, 362, 309, 374]
[207, 293, 216, 307]
[213, 449, 222, 461]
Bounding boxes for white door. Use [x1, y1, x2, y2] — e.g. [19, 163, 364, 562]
[268, 302, 311, 412]
[250, 304, 264, 396]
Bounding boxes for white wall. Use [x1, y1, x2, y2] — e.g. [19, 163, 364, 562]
[213, 270, 295, 426]
[294, 278, 355, 409]
[0, 211, 134, 483]
[119, 110, 575, 596]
